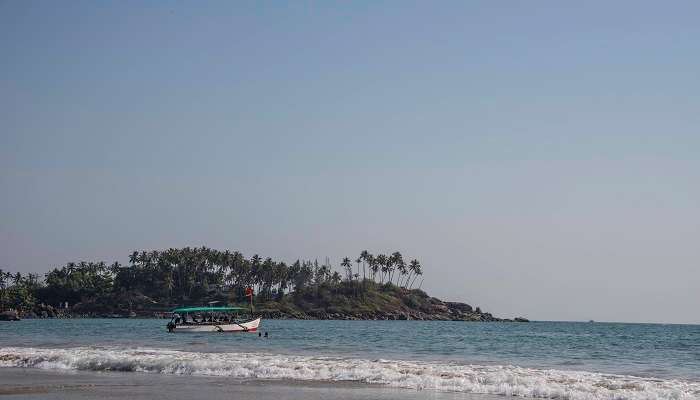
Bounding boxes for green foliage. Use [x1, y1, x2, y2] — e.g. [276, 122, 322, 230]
[34, 262, 113, 306]
[0, 270, 38, 312]
[0, 247, 426, 315]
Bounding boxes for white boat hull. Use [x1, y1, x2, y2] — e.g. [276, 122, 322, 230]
[171, 318, 261, 333]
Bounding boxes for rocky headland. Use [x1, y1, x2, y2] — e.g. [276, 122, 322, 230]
[16, 285, 528, 322]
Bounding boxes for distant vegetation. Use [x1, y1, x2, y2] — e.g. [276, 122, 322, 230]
[0, 247, 424, 315]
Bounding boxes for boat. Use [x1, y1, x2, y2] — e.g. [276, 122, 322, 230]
[166, 306, 261, 333]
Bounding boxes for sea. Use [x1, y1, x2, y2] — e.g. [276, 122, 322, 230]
[1, 319, 699, 400]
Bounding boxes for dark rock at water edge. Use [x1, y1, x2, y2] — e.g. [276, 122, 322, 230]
[0, 310, 20, 321]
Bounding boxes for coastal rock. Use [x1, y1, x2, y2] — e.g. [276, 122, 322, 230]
[0, 311, 20, 321]
[32, 304, 57, 318]
[445, 302, 473, 313]
[432, 304, 449, 312]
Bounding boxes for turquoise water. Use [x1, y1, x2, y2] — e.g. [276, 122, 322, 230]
[1, 319, 699, 399]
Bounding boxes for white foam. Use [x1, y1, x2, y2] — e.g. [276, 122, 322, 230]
[1, 346, 698, 400]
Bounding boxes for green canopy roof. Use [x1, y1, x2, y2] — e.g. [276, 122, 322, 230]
[172, 306, 246, 313]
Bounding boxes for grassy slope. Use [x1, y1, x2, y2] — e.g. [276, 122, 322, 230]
[249, 282, 505, 321]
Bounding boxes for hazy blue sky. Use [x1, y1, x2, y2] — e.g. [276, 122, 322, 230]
[2, 1, 699, 323]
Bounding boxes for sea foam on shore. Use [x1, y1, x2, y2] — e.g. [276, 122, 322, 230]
[1, 346, 697, 400]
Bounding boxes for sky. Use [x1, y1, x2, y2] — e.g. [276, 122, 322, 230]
[1, 1, 699, 324]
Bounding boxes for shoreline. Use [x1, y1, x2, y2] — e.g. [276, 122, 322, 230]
[14, 296, 529, 322]
[12, 314, 530, 322]
[2, 344, 698, 400]
[0, 368, 498, 400]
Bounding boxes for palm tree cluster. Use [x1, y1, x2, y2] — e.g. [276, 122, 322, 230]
[41, 262, 114, 305]
[0, 247, 425, 311]
[348, 250, 423, 289]
[116, 247, 342, 303]
[0, 269, 41, 312]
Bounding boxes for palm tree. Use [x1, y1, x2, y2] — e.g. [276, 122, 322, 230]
[164, 271, 175, 299]
[249, 255, 261, 293]
[318, 264, 331, 285]
[360, 250, 370, 281]
[331, 271, 341, 285]
[367, 255, 378, 281]
[374, 254, 386, 283]
[275, 262, 289, 298]
[396, 258, 407, 287]
[128, 251, 139, 265]
[390, 251, 404, 286]
[0, 269, 6, 311]
[341, 257, 352, 281]
[406, 259, 419, 288]
[25, 273, 39, 289]
[66, 262, 77, 275]
[376, 254, 388, 284]
[409, 260, 422, 289]
[12, 272, 22, 286]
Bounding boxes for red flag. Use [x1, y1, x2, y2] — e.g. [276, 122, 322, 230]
[245, 287, 254, 297]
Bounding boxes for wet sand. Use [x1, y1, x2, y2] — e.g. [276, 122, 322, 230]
[0, 368, 499, 400]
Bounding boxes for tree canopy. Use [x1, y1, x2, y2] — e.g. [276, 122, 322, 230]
[0, 247, 424, 313]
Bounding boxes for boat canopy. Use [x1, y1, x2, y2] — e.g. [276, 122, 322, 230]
[172, 306, 247, 313]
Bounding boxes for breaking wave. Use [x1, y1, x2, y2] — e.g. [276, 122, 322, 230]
[1, 346, 698, 400]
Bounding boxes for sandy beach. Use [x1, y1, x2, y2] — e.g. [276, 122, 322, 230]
[0, 368, 500, 400]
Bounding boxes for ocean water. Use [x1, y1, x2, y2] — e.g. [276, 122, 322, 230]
[1, 319, 699, 399]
